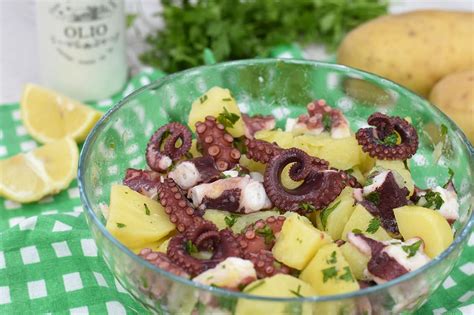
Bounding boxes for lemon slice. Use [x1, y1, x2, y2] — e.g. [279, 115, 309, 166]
[0, 138, 79, 203]
[20, 84, 102, 143]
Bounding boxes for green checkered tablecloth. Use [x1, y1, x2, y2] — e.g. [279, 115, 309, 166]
[0, 69, 473, 314]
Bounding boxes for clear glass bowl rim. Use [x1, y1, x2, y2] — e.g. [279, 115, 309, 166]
[78, 58, 474, 303]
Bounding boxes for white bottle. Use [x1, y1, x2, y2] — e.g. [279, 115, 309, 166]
[36, 0, 128, 101]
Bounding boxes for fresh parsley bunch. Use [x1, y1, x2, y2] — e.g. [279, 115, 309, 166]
[140, 0, 388, 72]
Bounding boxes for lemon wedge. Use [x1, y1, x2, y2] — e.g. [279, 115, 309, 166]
[0, 138, 79, 203]
[20, 84, 102, 143]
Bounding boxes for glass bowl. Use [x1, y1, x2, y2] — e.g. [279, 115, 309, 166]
[78, 59, 473, 314]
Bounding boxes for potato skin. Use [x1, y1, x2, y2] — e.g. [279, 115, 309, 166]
[337, 10, 474, 97]
[429, 70, 474, 143]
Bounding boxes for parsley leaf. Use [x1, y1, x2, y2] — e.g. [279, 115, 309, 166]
[185, 240, 198, 254]
[381, 132, 398, 146]
[326, 251, 337, 264]
[440, 124, 448, 137]
[365, 191, 380, 205]
[366, 217, 381, 234]
[116, 223, 126, 228]
[338, 266, 354, 282]
[320, 200, 341, 229]
[402, 240, 422, 258]
[289, 285, 303, 297]
[144, 203, 151, 216]
[352, 228, 363, 234]
[224, 214, 238, 228]
[322, 113, 332, 131]
[322, 266, 338, 283]
[424, 191, 444, 209]
[199, 95, 208, 104]
[222, 98, 232, 101]
[256, 225, 275, 245]
[217, 107, 240, 128]
[299, 202, 316, 213]
[447, 168, 455, 183]
[345, 168, 354, 174]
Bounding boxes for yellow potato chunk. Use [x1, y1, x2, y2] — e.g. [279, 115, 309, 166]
[231, 210, 281, 233]
[203, 209, 232, 230]
[340, 242, 370, 280]
[188, 86, 245, 137]
[239, 155, 266, 173]
[157, 237, 171, 253]
[189, 139, 202, 158]
[255, 129, 295, 149]
[317, 187, 356, 240]
[376, 160, 414, 195]
[341, 204, 391, 241]
[106, 185, 175, 250]
[300, 243, 359, 295]
[394, 205, 453, 258]
[236, 274, 317, 315]
[272, 213, 332, 270]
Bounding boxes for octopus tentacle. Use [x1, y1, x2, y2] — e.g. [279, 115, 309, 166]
[123, 168, 161, 199]
[138, 248, 190, 278]
[146, 122, 192, 172]
[355, 112, 418, 160]
[238, 216, 286, 253]
[196, 116, 241, 171]
[264, 148, 346, 212]
[244, 250, 291, 279]
[242, 114, 276, 139]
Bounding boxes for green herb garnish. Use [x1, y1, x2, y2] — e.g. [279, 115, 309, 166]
[222, 98, 232, 101]
[402, 240, 422, 258]
[289, 285, 303, 297]
[185, 240, 198, 254]
[381, 132, 398, 146]
[352, 228, 363, 234]
[424, 191, 444, 209]
[447, 168, 455, 183]
[116, 223, 126, 228]
[199, 95, 208, 104]
[326, 251, 337, 264]
[256, 224, 275, 245]
[224, 214, 238, 228]
[144, 203, 151, 216]
[320, 200, 341, 229]
[345, 168, 354, 174]
[338, 266, 354, 282]
[366, 217, 381, 234]
[365, 191, 380, 205]
[217, 107, 240, 128]
[299, 202, 316, 213]
[322, 266, 338, 283]
[440, 124, 448, 137]
[126, 14, 137, 28]
[322, 113, 332, 131]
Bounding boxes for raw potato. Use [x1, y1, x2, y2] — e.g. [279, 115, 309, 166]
[300, 243, 359, 295]
[106, 185, 175, 251]
[340, 242, 370, 280]
[188, 86, 245, 137]
[341, 204, 391, 241]
[203, 209, 232, 230]
[337, 10, 474, 97]
[236, 274, 317, 315]
[375, 160, 415, 196]
[394, 205, 453, 258]
[429, 70, 474, 143]
[273, 213, 332, 270]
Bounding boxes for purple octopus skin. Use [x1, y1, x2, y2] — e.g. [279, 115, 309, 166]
[356, 112, 418, 160]
[168, 156, 221, 190]
[242, 113, 276, 139]
[237, 216, 286, 254]
[146, 122, 193, 172]
[264, 148, 347, 212]
[244, 249, 291, 279]
[123, 168, 161, 199]
[139, 248, 190, 278]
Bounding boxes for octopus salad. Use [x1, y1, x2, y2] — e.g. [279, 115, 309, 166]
[104, 87, 458, 312]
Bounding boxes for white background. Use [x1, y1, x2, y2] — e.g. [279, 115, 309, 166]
[0, 0, 472, 104]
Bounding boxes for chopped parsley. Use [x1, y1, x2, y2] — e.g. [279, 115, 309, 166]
[320, 200, 341, 229]
[402, 240, 422, 258]
[184, 152, 194, 159]
[224, 214, 238, 228]
[365, 191, 380, 205]
[345, 168, 354, 174]
[256, 225, 275, 245]
[116, 223, 126, 228]
[322, 266, 338, 283]
[220, 173, 232, 179]
[244, 280, 265, 293]
[222, 98, 232, 101]
[440, 124, 448, 137]
[381, 132, 398, 146]
[424, 191, 444, 209]
[289, 285, 303, 297]
[322, 113, 332, 131]
[299, 202, 316, 213]
[366, 217, 381, 234]
[185, 240, 198, 254]
[199, 95, 208, 104]
[217, 107, 240, 128]
[338, 266, 354, 282]
[144, 203, 151, 216]
[352, 228, 363, 234]
[326, 251, 337, 264]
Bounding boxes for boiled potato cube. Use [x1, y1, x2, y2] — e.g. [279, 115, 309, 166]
[349, 166, 365, 185]
[341, 204, 391, 241]
[236, 274, 317, 315]
[376, 160, 414, 195]
[255, 129, 295, 149]
[188, 86, 245, 137]
[340, 242, 370, 280]
[231, 210, 280, 233]
[317, 187, 356, 240]
[106, 185, 176, 250]
[394, 205, 453, 258]
[203, 209, 232, 230]
[239, 155, 265, 173]
[280, 163, 303, 190]
[189, 139, 202, 158]
[272, 213, 332, 270]
[300, 243, 359, 295]
[157, 237, 171, 253]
